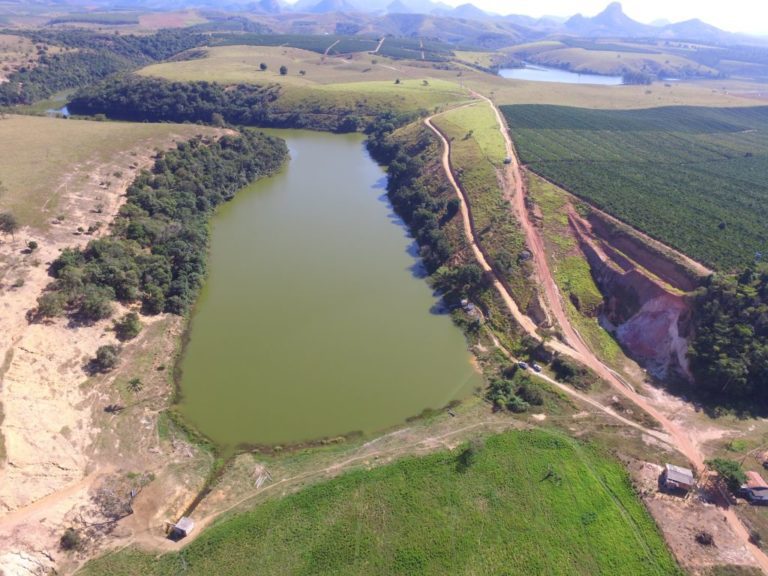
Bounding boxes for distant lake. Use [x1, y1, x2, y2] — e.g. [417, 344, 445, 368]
[498, 64, 624, 85]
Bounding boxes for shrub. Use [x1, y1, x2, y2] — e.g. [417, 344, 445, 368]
[60, 527, 81, 551]
[36, 291, 67, 318]
[93, 344, 119, 372]
[517, 382, 544, 406]
[113, 312, 142, 341]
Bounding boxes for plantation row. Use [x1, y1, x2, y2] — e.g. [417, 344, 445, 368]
[212, 33, 453, 61]
[502, 104, 768, 269]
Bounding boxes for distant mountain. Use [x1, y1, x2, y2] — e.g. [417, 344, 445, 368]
[564, 2, 652, 36]
[660, 18, 732, 42]
[386, 0, 415, 14]
[250, 0, 283, 13]
[301, 0, 358, 14]
[449, 3, 492, 20]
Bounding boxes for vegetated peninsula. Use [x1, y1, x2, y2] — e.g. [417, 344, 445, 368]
[1, 1, 768, 575]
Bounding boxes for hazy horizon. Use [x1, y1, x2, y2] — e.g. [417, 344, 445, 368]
[282, 0, 767, 36]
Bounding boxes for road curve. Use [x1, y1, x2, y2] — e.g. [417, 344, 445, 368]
[427, 97, 768, 574]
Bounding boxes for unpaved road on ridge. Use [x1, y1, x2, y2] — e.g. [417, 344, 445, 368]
[427, 98, 768, 574]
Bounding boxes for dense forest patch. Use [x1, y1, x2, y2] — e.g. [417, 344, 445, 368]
[79, 430, 680, 576]
[689, 266, 768, 406]
[36, 129, 287, 319]
[502, 104, 768, 270]
[68, 75, 419, 132]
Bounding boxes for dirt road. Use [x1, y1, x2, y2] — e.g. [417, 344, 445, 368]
[427, 97, 768, 574]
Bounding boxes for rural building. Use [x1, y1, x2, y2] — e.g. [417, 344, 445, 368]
[740, 471, 768, 505]
[170, 516, 195, 540]
[746, 471, 768, 489]
[661, 463, 695, 492]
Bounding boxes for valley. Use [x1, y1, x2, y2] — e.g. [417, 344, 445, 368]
[1, 1, 768, 575]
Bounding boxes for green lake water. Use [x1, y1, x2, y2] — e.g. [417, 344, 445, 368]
[177, 130, 481, 449]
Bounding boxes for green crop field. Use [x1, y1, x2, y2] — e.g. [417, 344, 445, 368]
[79, 429, 680, 576]
[0, 115, 216, 228]
[502, 104, 768, 270]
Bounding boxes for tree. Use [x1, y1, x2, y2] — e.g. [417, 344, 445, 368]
[0, 212, 19, 240]
[211, 112, 225, 127]
[279, 65, 287, 76]
[127, 377, 143, 393]
[36, 291, 67, 318]
[27, 240, 38, 252]
[113, 311, 142, 341]
[259, 62, 267, 71]
[394, 78, 401, 84]
[78, 284, 114, 321]
[93, 344, 119, 372]
[707, 458, 747, 493]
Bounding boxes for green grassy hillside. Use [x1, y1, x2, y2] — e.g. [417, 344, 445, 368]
[503, 104, 768, 270]
[80, 430, 679, 576]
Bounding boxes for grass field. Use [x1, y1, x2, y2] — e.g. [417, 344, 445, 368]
[79, 429, 680, 576]
[0, 115, 215, 228]
[137, 45, 469, 114]
[503, 104, 768, 270]
[432, 103, 533, 310]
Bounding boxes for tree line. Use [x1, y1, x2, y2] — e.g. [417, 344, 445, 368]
[68, 76, 393, 133]
[36, 130, 288, 321]
[0, 29, 209, 105]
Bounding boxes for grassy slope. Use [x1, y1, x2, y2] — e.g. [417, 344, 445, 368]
[527, 173, 623, 364]
[432, 103, 533, 311]
[80, 429, 680, 576]
[0, 115, 215, 228]
[503, 104, 768, 270]
[503, 41, 718, 77]
[138, 45, 469, 114]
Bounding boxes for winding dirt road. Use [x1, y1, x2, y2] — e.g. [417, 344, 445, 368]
[426, 98, 768, 574]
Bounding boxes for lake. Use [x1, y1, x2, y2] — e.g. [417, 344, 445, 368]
[177, 130, 481, 450]
[499, 64, 624, 85]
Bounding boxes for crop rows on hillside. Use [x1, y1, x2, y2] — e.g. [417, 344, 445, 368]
[502, 104, 768, 270]
[211, 33, 453, 61]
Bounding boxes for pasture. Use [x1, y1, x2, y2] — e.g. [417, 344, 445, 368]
[79, 429, 680, 576]
[0, 115, 215, 228]
[432, 102, 532, 310]
[503, 104, 768, 269]
[137, 45, 469, 113]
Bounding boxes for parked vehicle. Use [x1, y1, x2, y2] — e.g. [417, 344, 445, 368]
[518, 361, 528, 370]
[532, 363, 542, 373]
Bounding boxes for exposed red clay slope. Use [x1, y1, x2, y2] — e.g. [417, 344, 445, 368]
[448, 92, 768, 574]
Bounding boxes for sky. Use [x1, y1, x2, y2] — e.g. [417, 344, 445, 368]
[445, 0, 768, 35]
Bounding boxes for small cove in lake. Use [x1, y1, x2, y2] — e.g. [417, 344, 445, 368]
[177, 130, 481, 450]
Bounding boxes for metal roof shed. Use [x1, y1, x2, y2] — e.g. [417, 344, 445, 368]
[663, 464, 695, 491]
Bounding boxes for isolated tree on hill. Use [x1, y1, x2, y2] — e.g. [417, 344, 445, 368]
[259, 62, 267, 71]
[279, 65, 288, 76]
[0, 212, 19, 240]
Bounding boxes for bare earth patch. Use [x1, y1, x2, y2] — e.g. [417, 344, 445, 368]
[0, 125, 222, 574]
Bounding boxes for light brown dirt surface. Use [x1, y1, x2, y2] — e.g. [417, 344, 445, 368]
[0, 127, 222, 574]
